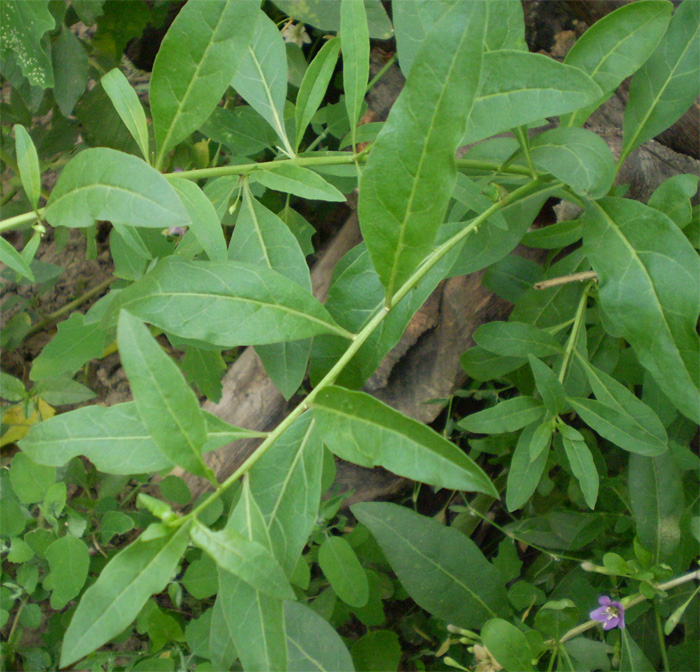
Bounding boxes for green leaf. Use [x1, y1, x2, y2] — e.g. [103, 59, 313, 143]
[19, 402, 171, 473]
[60, 525, 190, 667]
[447, 183, 559, 277]
[232, 11, 293, 156]
[459, 397, 545, 434]
[199, 105, 278, 157]
[0, 235, 35, 282]
[522, 219, 583, 250]
[29, 312, 106, 381]
[0, 372, 25, 402]
[45, 535, 90, 609]
[295, 37, 341, 150]
[561, 0, 673, 127]
[182, 557, 218, 600]
[506, 421, 551, 511]
[51, 25, 89, 117]
[117, 311, 213, 481]
[72, 0, 104, 26]
[474, 321, 563, 359]
[481, 619, 534, 672]
[483, 254, 542, 304]
[582, 198, 700, 423]
[647, 173, 698, 229]
[249, 413, 323, 575]
[103, 257, 350, 347]
[451, 173, 508, 230]
[170, 178, 227, 262]
[620, 630, 655, 672]
[621, 0, 700, 162]
[562, 435, 598, 509]
[463, 50, 603, 144]
[44, 148, 190, 229]
[350, 630, 401, 672]
[190, 520, 294, 600]
[484, 0, 527, 51]
[285, 601, 355, 672]
[272, 0, 392, 40]
[528, 127, 615, 199]
[215, 478, 287, 672]
[319, 535, 369, 607]
[9, 452, 55, 505]
[312, 386, 498, 496]
[461, 347, 526, 382]
[353, 502, 511, 627]
[35, 376, 96, 406]
[181, 346, 225, 403]
[230, 184, 311, 398]
[151, 0, 260, 165]
[0, 0, 54, 88]
[359, 1, 486, 300]
[101, 68, 150, 161]
[341, 0, 370, 149]
[253, 163, 345, 202]
[392, 0, 452, 76]
[571, 361, 667, 455]
[628, 452, 683, 564]
[529, 355, 568, 416]
[13, 125, 41, 210]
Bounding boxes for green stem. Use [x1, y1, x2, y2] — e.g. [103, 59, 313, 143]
[0, 208, 45, 233]
[183, 178, 548, 521]
[512, 125, 537, 179]
[366, 54, 397, 93]
[654, 602, 671, 672]
[557, 569, 700, 645]
[557, 280, 594, 384]
[25, 276, 116, 337]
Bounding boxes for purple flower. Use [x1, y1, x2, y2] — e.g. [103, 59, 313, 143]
[590, 595, 625, 630]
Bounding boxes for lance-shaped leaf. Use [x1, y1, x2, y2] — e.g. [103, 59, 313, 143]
[528, 127, 615, 199]
[561, 0, 672, 127]
[230, 185, 312, 398]
[647, 173, 698, 229]
[103, 257, 350, 347]
[341, 0, 369, 149]
[295, 37, 341, 150]
[621, 0, 700, 162]
[353, 502, 510, 627]
[151, 0, 260, 165]
[358, 1, 486, 300]
[249, 413, 323, 575]
[44, 148, 189, 229]
[170, 178, 227, 262]
[52, 28, 89, 117]
[215, 479, 288, 671]
[0, 237, 34, 282]
[117, 311, 214, 481]
[0, 0, 54, 88]
[102, 68, 150, 161]
[19, 401, 259, 474]
[562, 434, 599, 509]
[312, 386, 497, 496]
[253, 163, 345, 202]
[190, 520, 294, 600]
[29, 312, 106, 381]
[14, 125, 41, 210]
[459, 397, 545, 435]
[231, 10, 293, 156]
[462, 50, 603, 144]
[506, 422, 551, 511]
[582, 198, 700, 423]
[570, 360, 667, 455]
[474, 321, 563, 359]
[629, 452, 683, 564]
[481, 619, 534, 672]
[60, 525, 190, 667]
[285, 601, 355, 672]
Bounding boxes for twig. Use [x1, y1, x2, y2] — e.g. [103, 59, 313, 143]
[535, 271, 597, 290]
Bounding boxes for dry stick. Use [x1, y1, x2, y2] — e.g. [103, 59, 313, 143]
[534, 270, 597, 291]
